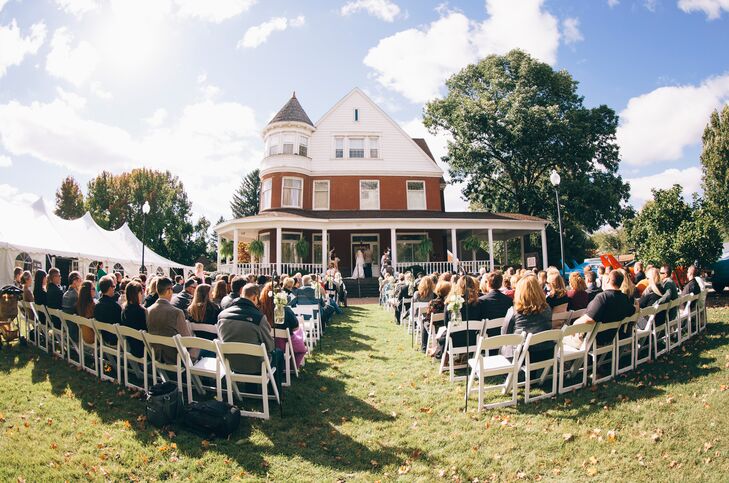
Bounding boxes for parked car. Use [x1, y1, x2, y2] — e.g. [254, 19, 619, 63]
[710, 252, 729, 293]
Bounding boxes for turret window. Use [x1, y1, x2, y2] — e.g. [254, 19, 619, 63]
[298, 135, 309, 157]
[261, 178, 272, 210]
[268, 135, 279, 156]
[282, 176, 303, 208]
[282, 134, 295, 154]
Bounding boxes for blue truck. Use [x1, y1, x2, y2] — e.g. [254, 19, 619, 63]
[711, 252, 729, 293]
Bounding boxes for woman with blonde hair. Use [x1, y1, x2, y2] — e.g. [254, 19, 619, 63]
[638, 268, 667, 329]
[210, 279, 228, 305]
[617, 268, 637, 300]
[413, 276, 436, 303]
[143, 276, 158, 308]
[546, 272, 569, 313]
[433, 276, 482, 359]
[501, 276, 553, 360]
[567, 272, 589, 310]
[259, 282, 307, 368]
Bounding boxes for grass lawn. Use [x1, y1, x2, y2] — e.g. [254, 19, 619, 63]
[1, 304, 728, 482]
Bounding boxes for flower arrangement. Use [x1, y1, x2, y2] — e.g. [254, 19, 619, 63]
[446, 293, 465, 323]
[311, 280, 321, 299]
[274, 291, 288, 323]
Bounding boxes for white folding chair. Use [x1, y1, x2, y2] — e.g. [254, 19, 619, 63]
[466, 333, 525, 411]
[292, 305, 320, 351]
[274, 328, 299, 387]
[115, 325, 149, 392]
[189, 322, 219, 338]
[67, 314, 100, 376]
[682, 293, 700, 338]
[55, 309, 82, 369]
[92, 320, 122, 384]
[615, 313, 639, 376]
[551, 310, 573, 330]
[589, 321, 621, 385]
[214, 340, 280, 420]
[439, 319, 486, 382]
[697, 290, 708, 332]
[425, 311, 445, 354]
[410, 301, 430, 338]
[666, 298, 683, 351]
[38, 304, 64, 358]
[634, 306, 656, 367]
[17, 301, 37, 347]
[47, 308, 70, 360]
[570, 308, 587, 323]
[174, 335, 224, 403]
[141, 331, 184, 390]
[399, 297, 412, 327]
[29, 302, 49, 352]
[558, 322, 594, 394]
[518, 329, 563, 403]
[652, 302, 670, 359]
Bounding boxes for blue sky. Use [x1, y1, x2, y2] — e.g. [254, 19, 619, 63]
[0, 0, 728, 223]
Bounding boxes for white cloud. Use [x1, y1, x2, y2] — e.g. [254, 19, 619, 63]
[197, 73, 221, 100]
[616, 73, 729, 165]
[363, 0, 561, 103]
[175, 0, 257, 23]
[678, 0, 729, 18]
[0, 183, 38, 206]
[626, 166, 703, 208]
[562, 17, 583, 45]
[54, 0, 100, 19]
[145, 108, 168, 127]
[0, 155, 12, 167]
[608, 0, 620, 6]
[0, 19, 46, 78]
[0, 0, 9, 13]
[46, 27, 98, 86]
[90, 81, 112, 99]
[340, 0, 401, 22]
[643, 0, 658, 12]
[237, 15, 305, 49]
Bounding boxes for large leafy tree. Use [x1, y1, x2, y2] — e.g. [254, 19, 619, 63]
[231, 169, 260, 218]
[625, 185, 722, 268]
[424, 50, 632, 263]
[54, 176, 85, 220]
[85, 168, 207, 266]
[700, 105, 729, 236]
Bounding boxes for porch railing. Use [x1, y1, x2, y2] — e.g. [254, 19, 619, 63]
[393, 260, 490, 275]
[217, 262, 324, 276]
[280, 263, 324, 276]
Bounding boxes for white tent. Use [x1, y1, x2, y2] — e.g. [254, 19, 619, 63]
[0, 197, 193, 285]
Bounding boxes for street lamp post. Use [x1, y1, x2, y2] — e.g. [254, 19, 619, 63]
[549, 170, 565, 274]
[141, 201, 150, 275]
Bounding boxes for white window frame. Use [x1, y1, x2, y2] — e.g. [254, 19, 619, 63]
[334, 137, 344, 159]
[281, 176, 304, 209]
[349, 137, 364, 158]
[298, 135, 309, 157]
[312, 180, 330, 211]
[282, 133, 295, 155]
[368, 136, 379, 159]
[268, 134, 280, 156]
[261, 178, 272, 210]
[406, 180, 426, 210]
[359, 179, 380, 210]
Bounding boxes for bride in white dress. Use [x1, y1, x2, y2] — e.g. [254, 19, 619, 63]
[352, 249, 366, 279]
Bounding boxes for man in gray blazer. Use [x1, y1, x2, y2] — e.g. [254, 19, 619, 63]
[147, 276, 192, 363]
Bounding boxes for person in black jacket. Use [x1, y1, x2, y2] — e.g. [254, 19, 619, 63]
[478, 272, 513, 321]
[633, 261, 646, 284]
[120, 280, 146, 357]
[143, 277, 159, 308]
[220, 276, 245, 310]
[172, 278, 197, 312]
[46, 268, 64, 330]
[681, 265, 702, 296]
[435, 276, 483, 359]
[172, 275, 184, 294]
[94, 275, 121, 344]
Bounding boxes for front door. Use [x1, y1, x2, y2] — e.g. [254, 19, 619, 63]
[351, 234, 379, 278]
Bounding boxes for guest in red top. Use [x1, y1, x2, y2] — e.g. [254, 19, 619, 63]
[567, 272, 589, 310]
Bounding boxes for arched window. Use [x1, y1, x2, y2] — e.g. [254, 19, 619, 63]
[89, 261, 100, 275]
[139, 265, 148, 275]
[15, 252, 33, 272]
[113, 263, 125, 276]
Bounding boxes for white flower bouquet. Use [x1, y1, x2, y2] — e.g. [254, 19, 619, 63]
[274, 291, 288, 323]
[446, 294, 464, 324]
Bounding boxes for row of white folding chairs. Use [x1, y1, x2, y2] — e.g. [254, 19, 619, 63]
[17, 302, 282, 419]
[464, 290, 708, 411]
[290, 305, 322, 353]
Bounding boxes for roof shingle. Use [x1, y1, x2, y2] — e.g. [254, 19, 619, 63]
[268, 92, 314, 126]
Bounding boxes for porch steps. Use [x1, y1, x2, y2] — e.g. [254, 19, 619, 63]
[343, 277, 380, 298]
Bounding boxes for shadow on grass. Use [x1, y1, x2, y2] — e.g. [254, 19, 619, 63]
[0, 306, 429, 477]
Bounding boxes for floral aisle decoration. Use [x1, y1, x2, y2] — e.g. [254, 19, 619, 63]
[273, 291, 288, 324]
[446, 293, 465, 325]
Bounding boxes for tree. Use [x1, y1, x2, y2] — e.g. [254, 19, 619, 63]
[423, 50, 632, 263]
[54, 176, 85, 220]
[231, 169, 260, 218]
[625, 185, 722, 268]
[590, 227, 632, 255]
[85, 168, 206, 266]
[700, 105, 729, 236]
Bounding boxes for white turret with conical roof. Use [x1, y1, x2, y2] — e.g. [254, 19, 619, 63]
[262, 92, 315, 162]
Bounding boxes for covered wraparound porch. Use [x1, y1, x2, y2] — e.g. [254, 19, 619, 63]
[214, 210, 550, 277]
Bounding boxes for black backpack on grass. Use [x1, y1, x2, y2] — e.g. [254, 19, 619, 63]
[183, 400, 241, 439]
[146, 382, 183, 428]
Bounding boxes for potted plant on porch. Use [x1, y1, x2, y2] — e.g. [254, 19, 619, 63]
[248, 239, 264, 263]
[416, 237, 433, 260]
[295, 237, 310, 263]
[463, 235, 482, 261]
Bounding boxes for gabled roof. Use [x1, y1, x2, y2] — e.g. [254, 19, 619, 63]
[268, 92, 314, 126]
[412, 138, 435, 161]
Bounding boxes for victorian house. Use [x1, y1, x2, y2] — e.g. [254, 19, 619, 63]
[214, 88, 549, 277]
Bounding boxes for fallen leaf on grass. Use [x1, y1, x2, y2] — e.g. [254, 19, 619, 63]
[607, 430, 617, 442]
[419, 407, 433, 414]
[398, 465, 411, 475]
[586, 467, 598, 476]
[666, 396, 675, 404]
[0, 413, 5, 423]
[319, 386, 328, 392]
[50, 442, 58, 450]
[122, 420, 132, 430]
[703, 442, 713, 452]
[168, 431, 176, 439]
[201, 440, 210, 449]
[563, 433, 574, 442]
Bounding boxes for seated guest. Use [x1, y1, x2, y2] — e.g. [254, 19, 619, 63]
[259, 283, 307, 368]
[75, 281, 97, 344]
[147, 277, 193, 363]
[221, 276, 245, 309]
[114, 272, 123, 293]
[120, 281, 147, 358]
[211, 279, 228, 306]
[478, 272, 513, 321]
[565, 270, 636, 349]
[434, 276, 482, 359]
[413, 276, 436, 304]
[334, 272, 348, 307]
[422, 281, 451, 353]
[33, 269, 48, 307]
[94, 275, 121, 344]
[45, 268, 64, 330]
[256, 275, 268, 288]
[682, 265, 702, 296]
[505, 275, 518, 299]
[218, 283, 276, 375]
[172, 275, 184, 294]
[499, 275, 512, 295]
[545, 272, 569, 313]
[501, 276, 553, 361]
[633, 261, 646, 284]
[143, 277, 159, 308]
[537, 270, 548, 293]
[290, 275, 334, 327]
[393, 273, 415, 324]
[171, 277, 197, 312]
[585, 270, 602, 301]
[13, 267, 22, 288]
[187, 284, 221, 341]
[596, 266, 605, 288]
[617, 268, 638, 300]
[638, 268, 667, 329]
[62, 271, 82, 314]
[194, 262, 205, 281]
[660, 265, 679, 320]
[567, 272, 589, 310]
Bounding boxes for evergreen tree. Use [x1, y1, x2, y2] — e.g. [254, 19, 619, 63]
[700, 105, 729, 236]
[231, 169, 260, 218]
[54, 176, 85, 220]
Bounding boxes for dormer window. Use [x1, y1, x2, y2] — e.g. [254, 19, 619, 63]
[298, 135, 308, 157]
[349, 138, 364, 158]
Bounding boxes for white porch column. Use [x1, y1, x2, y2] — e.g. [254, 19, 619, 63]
[232, 229, 239, 273]
[276, 226, 282, 275]
[520, 236, 526, 269]
[390, 228, 397, 269]
[503, 239, 508, 268]
[216, 233, 222, 269]
[488, 229, 494, 272]
[321, 228, 328, 274]
[450, 228, 458, 272]
[541, 228, 548, 270]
